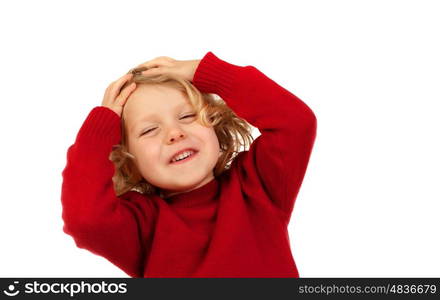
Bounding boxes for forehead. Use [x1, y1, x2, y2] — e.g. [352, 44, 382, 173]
[123, 84, 192, 127]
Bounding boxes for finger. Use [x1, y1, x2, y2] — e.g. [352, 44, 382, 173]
[108, 73, 132, 92]
[108, 73, 133, 100]
[110, 73, 132, 85]
[116, 82, 136, 106]
[102, 74, 132, 106]
[102, 83, 113, 104]
[135, 62, 164, 71]
[136, 61, 158, 68]
[141, 66, 165, 76]
[118, 73, 133, 81]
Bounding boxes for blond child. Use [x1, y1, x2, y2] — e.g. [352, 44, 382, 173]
[61, 51, 317, 277]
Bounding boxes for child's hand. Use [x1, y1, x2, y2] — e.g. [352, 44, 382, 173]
[101, 73, 136, 118]
[135, 56, 201, 82]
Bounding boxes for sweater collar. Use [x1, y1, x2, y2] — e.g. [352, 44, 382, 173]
[161, 177, 220, 207]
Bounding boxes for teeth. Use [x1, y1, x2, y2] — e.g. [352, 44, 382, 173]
[171, 150, 195, 162]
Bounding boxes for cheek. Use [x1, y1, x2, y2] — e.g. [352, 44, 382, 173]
[203, 128, 220, 152]
[132, 140, 161, 166]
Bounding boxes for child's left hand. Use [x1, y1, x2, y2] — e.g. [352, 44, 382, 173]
[134, 56, 201, 82]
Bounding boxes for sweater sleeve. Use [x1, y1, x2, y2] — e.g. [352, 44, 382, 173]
[60, 106, 155, 278]
[192, 51, 317, 223]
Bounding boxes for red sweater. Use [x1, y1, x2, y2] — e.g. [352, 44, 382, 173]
[61, 51, 317, 278]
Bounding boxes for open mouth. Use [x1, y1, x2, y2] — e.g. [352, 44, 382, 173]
[169, 150, 199, 165]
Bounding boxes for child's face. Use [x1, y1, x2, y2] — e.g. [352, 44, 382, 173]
[122, 84, 220, 197]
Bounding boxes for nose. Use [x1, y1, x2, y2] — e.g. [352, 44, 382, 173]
[167, 128, 186, 144]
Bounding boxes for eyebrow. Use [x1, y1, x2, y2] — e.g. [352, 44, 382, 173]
[129, 102, 192, 133]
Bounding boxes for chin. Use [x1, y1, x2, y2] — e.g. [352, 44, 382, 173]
[165, 172, 209, 191]
[170, 178, 201, 190]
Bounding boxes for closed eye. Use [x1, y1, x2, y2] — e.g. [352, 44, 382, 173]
[140, 128, 156, 136]
[139, 114, 196, 136]
[181, 114, 196, 119]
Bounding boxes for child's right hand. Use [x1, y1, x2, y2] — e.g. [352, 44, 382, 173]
[101, 73, 137, 118]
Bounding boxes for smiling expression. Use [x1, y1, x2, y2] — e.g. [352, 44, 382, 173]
[122, 83, 220, 198]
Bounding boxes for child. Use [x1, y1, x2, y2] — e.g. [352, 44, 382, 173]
[61, 51, 317, 278]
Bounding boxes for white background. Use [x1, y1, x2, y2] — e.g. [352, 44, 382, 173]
[1, 0, 439, 277]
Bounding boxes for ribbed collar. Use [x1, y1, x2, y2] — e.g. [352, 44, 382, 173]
[161, 177, 220, 207]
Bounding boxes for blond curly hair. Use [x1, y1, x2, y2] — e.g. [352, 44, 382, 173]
[109, 65, 254, 197]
